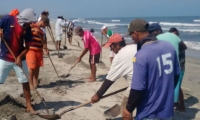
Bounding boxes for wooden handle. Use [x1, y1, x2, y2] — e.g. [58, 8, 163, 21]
[59, 87, 128, 116]
[47, 27, 60, 54]
[1, 38, 48, 108]
[68, 61, 79, 74]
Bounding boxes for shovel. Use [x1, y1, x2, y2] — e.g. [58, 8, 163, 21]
[60, 61, 79, 78]
[47, 27, 63, 58]
[38, 87, 128, 120]
[1, 37, 50, 114]
[63, 20, 67, 49]
[104, 104, 121, 119]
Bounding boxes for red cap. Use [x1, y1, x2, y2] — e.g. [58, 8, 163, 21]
[9, 9, 19, 16]
[104, 33, 123, 47]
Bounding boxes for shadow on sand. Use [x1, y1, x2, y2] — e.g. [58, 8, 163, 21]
[174, 94, 199, 119]
[38, 79, 85, 89]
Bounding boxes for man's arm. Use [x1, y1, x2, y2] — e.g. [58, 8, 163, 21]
[126, 89, 143, 112]
[77, 48, 88, 62]
[179, 41, 187, 51]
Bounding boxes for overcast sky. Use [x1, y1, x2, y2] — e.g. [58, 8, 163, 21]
[0, 0, 199, 18]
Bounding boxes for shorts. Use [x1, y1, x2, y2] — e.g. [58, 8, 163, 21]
[67, 32, 72, 38]
[0, 59, 29, 84]
[56, 35, 62, 41]
[26, 49, 43, 69]
[174, 70, 185, 102]
[89, 53, 100, 64]
[110, 50, 115, 57]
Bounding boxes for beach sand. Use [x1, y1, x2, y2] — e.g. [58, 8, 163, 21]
[0, 23, 200, 120]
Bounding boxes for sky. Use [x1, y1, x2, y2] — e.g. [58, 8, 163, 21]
[0, 0, 200, 19]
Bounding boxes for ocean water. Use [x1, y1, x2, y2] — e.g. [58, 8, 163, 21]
[52, 16, 200, 58]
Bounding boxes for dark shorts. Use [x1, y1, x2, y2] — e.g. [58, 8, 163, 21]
[67, 32, 72, 38]
[89, 53, 100, 64]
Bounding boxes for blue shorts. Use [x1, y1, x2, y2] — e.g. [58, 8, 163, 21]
[0, 59, 29, 84]
[174, 70, 185, 102]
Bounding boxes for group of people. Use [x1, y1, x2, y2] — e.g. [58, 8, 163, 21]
[87, 20, 187, 119]
[0, 8, 187, 120]
[55, 15, 74, 50]
[0, 8, 50, 114]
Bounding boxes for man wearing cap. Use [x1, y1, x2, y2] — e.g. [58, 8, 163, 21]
[148, 23, 163, 36]
[122, 19, 180, 120]
[169, 28, 186, 112]
[0, 8, 38, 114]
[55, 16, 66, 50]
[26, 16, 50, 90]
[75, 26, 101, 82]
[101, 26, 115, 63]
[91, 33, 137, 116]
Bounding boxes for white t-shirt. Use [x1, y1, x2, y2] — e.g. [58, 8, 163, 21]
[38, 16, 46, 34]
[106, 44, 137, 96]
[55, 18, 66, 36]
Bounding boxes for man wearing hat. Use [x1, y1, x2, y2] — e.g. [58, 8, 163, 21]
[148, 23, 163, 36]
[101, 26, 115, 63]
[75, 26, 101, 82]
[91, 33, 137, 116]
[0, 8, 38, 114]
[55, 16, 66, 50]
[122, 19, 180, 120]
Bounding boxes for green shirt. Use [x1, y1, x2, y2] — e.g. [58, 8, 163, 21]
[157, 32, 181, 61]
[107, 29, 113, 37]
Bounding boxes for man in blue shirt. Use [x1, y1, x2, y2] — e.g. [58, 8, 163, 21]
[122, 19, 180, 120]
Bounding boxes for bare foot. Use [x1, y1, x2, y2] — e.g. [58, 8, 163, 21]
[88, 78, 96, 82]
[87, 76, 92, 79]
[26, 106, 38, 115]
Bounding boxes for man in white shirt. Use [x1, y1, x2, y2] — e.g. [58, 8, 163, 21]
[91, 33, 137, 115]
[55, 16, 66, 50]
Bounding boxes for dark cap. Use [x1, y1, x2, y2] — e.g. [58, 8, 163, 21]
[75, 26, 83, 34]
[57, 16, 64, 20]
[169, 27, 178, 32]
[148, 23, 162, 32]
[41, 11, 48, 16]
[128, 19, 149, 33]
[41, 16, 50, 25]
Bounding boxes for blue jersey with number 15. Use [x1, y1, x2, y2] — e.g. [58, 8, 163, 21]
[131, 40, 180, 120]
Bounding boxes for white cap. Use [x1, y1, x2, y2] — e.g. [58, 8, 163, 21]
[101, 26, 107, 31]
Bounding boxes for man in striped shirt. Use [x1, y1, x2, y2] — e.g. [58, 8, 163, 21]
[67, 21, 74, 45]
[26, 16, 49, 90]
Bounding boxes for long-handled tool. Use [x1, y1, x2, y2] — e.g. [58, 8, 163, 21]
[60, 61, 79, 78]
[47, 27, 63, 58]
[33, 30, 59, 78]
[72, 36, 80, 47]
[63, 20, 67, 49]
[38, 87, 128, 120]
[1, 37, 50, 114]
[100, 34, 103, 63]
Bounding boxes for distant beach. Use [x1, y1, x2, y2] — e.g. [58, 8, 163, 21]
[51, 16, 200, 58]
